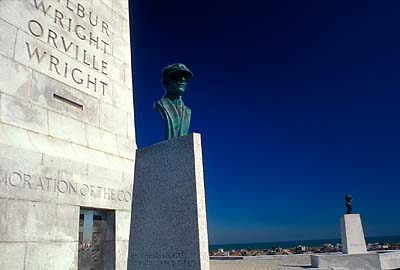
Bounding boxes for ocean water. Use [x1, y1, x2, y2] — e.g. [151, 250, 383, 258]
[209, 235, 400, 252]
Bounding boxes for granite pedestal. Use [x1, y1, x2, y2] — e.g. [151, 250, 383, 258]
[340, 214, 367, 254]
[128, 133, 210, 270]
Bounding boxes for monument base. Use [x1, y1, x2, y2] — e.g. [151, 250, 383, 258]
[128, 133, 210, 270]
[311, 250, 400, 270]
[341, 214, 367, 254]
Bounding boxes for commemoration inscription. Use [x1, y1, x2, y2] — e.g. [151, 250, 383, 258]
[0, 168, 132, 203]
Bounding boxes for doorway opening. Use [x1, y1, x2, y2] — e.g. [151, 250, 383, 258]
[78, 208, 115, 270]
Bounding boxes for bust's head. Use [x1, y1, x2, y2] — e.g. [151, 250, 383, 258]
[161, 63, 193, 97]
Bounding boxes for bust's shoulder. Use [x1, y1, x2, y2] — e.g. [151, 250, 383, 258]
[155, 97, 172, 107]
[154, 97, 172, 111]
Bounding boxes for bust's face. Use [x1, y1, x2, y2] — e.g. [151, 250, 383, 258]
[164, 72, 188, 97]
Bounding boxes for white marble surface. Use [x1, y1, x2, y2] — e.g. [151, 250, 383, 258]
[311, 251, 400, 270]
[0, 0, 135, 269]
[340, 214, 367, 254]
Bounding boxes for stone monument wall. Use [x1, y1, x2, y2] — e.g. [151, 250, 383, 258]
[0, 0, 135, 269]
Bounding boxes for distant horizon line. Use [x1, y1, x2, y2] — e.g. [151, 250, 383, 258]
[210, 234, 400, 246]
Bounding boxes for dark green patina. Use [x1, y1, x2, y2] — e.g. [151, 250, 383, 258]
[154, 63, 193, 140]
[345, 195, 352, 214]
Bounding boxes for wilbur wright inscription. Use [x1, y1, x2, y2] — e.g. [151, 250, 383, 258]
[11, 0, 113, 97]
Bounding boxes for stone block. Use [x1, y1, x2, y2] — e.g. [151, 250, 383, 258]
[87, 163, 123, 183]
[0, 19, 17, 58]
[128, 133, 210, 270]
[101, 0, 113, 9]
[106, 153, 135, 173]
[116, 240, 129, 270]
[0, 142, 42, 167]
[0, 0, 41, 30]
[71, 143, 110, 167]
[0, 198, 7, 236]
[0, 55, 32, 100]
[27, 130, 77, 161]
[100, 101, 127, 136]
[113, 0, 129, 17]
[87, 124, 119, 155]
[127, 112, 136, 141]
[0, 242, 26, 270]
[42, 153, 88, 176]
[113, 34, 131, 63]
[110, 57, 126, 86]
[31, 72, 100, 126]
[121, 18, 131, 42]
[124, 63, 133, 88]
[117, 135, 136, 160]
[0, 122, 38, 152]
[379, 251, 400, 269]
[311, 253, 382, 270]
[116, 210, 131, 241]
[0, 93, 48, 134]
[2, 200, 79, 242]
[25, 241, 77, 270]
[49, 110, 88, 146]
[340, 214, 367, 254]
[113, 82, 134, 112]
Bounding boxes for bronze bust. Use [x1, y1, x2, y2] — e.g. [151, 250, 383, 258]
[154, 63, 193, 140]
[345, 195, 352, 214]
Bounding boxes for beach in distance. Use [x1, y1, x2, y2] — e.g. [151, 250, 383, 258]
[209, 235, 400, 252]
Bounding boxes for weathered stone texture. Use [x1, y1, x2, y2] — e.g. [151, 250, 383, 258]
[0, 93, 48, 134]
[31, 71, 100, 125]
[25, 242, 77, 270]
[0, 55, 32, 100]
[0, 19, 17, 58]
[48, 110, 88, 146]
[87, 124, 119, 155]
[116, 210, 132, 241]
[0, 242, 26, 270]
[0, 0, 135, 268]
[100, 101, 128, 136]
[1, 200, 78, 242]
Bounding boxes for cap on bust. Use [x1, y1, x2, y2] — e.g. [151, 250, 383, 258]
[161, 63, 193, 85]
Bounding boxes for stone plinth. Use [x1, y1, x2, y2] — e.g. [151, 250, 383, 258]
[340, 214, 367, 254]
[128, 133, 210, 270]
[311, 251, 400, 270]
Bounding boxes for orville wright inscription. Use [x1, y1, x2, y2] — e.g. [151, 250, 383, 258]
[24, 0, 112, 96]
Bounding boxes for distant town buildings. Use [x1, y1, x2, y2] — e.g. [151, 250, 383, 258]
[209, 241, 400, 257]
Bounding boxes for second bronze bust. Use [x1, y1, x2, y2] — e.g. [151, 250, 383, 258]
[154, 63, 193, 140]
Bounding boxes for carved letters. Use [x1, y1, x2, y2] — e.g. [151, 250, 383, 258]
[0, 169, 132, 202]
[25, 0, 112, 96]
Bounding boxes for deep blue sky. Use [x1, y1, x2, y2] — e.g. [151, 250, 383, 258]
[129, 0, 400, 244]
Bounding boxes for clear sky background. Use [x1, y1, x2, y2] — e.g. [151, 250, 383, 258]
[129, 0, 400, 244]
